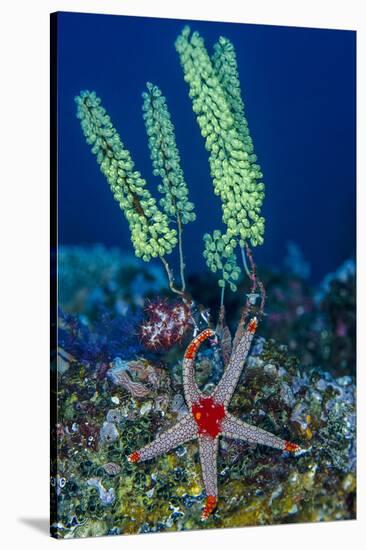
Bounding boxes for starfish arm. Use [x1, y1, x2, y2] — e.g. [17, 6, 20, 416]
[183, 329, 214, 408]
[221, 413, 301, 452]
[198, 435, 219, 520]
[212, 318, 257, 406]
[128, 414, 198, 463]
[182, 357, 201, 408]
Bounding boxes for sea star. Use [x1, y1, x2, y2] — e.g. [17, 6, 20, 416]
[128, 317, 302, 520]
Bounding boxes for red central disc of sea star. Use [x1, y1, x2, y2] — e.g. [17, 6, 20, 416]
[192, 397, 226, 438]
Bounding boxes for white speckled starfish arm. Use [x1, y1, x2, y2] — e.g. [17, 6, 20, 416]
[212, 319, 257, 406]
[199, 435, 219, 520]
[183, 329, 215, 408]
[128, 414, 198, 462]
[182, 358, 201, 408]
[221, 413, 286, 450]
[199, 435, 218, 497]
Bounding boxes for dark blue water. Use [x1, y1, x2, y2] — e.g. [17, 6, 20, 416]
[57, 12, 356, 283]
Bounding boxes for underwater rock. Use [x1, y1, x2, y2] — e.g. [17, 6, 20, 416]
[79, 422, 99, 451]
[290, 402, 312, 439]
[251, 336, 266, 357]
[87, 478, 116, 506]
[107, 358, 150, 397]
[263, 363, 277, 377]
[279, 382, 295, 407]
[57, 348, 75, 376]
[72, 520, 109, 539]
[128, 360, 161, 389]
[99, 422, 119, 445]
[106, 409, 122, 423]
[154, 394, 171, 415]
[139, 401, 153, 416]
[245, 355, 264, 376]
[102, 463, 121, 476]
[171, 393, 189, 416]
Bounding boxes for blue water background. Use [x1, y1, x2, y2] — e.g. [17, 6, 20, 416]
[57, 12, 356, 283]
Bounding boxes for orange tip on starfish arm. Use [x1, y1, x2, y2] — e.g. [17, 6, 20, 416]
[201, 495, 217, 520]
[247, 317, 258, 334]
[127, 451, 141, 463]
[284, 441, 301, 453]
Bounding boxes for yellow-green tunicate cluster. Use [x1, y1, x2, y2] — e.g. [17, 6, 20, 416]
[75, 91, 177, 261]
[175, 27, 265, 252]
[142, 83, 196, 225]
[212, 37, 258, 162]
[203, 231, 241, 291]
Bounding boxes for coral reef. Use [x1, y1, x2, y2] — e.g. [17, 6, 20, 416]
[59, 245, 168, 313]
[52, 245, 356, 538]
[128, 319, 302, 521]
[184, 254, 355, 377]
[260, 258, 356, 376]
